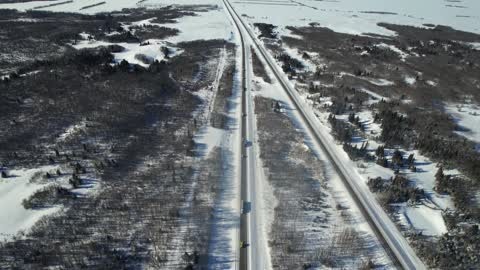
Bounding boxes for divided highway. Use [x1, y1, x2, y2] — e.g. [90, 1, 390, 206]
[224, 0, 427, 269]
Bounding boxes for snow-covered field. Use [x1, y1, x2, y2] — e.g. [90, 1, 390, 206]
[0, 164, 99, 241]
[3, 0, 479, 37]
[159, 8, 232, 43]
[0, 0, 232, 46]
[70, 6, 232, 66]
[445, 102, 480, 147]
[0, 0, 221, 14]
[231, 0, 480, 36]
[0, 166, 61, 240]
[402, 205, 447, 236]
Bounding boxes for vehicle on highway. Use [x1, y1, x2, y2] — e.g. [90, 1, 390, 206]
[241, 200, 251, 214]
[240, 241, 247, 248]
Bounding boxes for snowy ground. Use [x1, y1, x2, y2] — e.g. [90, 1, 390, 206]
[445, 102, 480, 150]
[401, 204, 447, 236]
[310, 92, 453, 237]
[230, 0, 480, 37]
[3, 0, 479, 37]
[249, 48, 394, 268]
[73, 37, 178, 67]
[269, 30, 464, 237]
[70, 4, 232, 66]
[0, 164, 99, 241]
[204, 57, 242, 270]
[158, 7, 232, 43]
[0, 0, 222, 14]
[249, 18, 452, 252]
[358, 147, 454, 236]
[0, 166, 61, 241]
[2, 0, 478, 266]
[0, 0, 235, 253]
[186, 31, 241, 269]
[376, 43, 410, 62]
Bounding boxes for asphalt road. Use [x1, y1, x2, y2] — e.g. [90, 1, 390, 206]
[224, 0, 249, 268]
[225, 1, 262, 268]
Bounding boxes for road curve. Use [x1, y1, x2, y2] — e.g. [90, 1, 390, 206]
[223, 0, 427, 269]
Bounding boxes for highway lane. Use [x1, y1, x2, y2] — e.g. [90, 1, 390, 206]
[244, 43, 269, 270]
[224, 0, 427, 269]
[226, 0, 249, 268]
[225, 0, 267, 268]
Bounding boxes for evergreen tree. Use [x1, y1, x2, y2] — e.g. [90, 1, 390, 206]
[435, 166, 444, 182]
[348, 112, 356, 123]
[392, 149, 403, 167]
[375, 145, 385, 157]
[407, 153, 415, 167]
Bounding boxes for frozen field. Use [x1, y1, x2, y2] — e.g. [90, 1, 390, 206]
[445, 103, 480, 146]
[0, 0, 221, 14]
[232, 0, 480, 36]
[1, 0, 479, 37]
